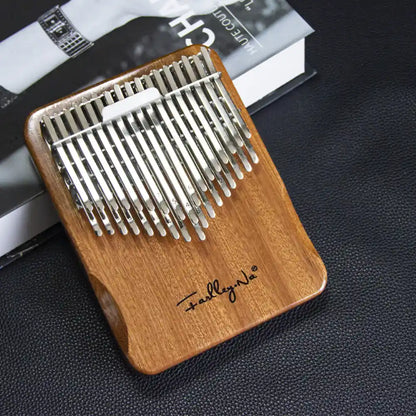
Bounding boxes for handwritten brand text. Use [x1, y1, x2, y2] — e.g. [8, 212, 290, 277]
[177, 265, 259, 312]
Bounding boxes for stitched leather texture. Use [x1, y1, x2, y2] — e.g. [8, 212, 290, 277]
[1, 0, 415, 414]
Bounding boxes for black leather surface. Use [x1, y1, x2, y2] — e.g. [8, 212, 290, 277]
[1, 1, 415, 414]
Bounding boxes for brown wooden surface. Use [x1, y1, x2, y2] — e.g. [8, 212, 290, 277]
[25, 45, 327, 374]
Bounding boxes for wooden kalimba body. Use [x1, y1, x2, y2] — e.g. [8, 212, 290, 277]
[25, 45, 326, 374]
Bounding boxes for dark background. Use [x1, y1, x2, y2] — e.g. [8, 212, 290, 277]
[1, 0, 415, 414]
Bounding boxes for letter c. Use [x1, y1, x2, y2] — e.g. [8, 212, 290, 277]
[185, 27, 216, 47]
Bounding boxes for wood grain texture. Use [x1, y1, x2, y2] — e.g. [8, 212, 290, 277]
[25, 45, 326, 374]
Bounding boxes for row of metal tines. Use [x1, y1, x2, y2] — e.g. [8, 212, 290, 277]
[41, 47, 259, 241]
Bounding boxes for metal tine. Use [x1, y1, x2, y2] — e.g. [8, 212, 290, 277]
[98, 92, 159, 237]
[199, 47, 250, 137]
[212, 167, 232, 197]
[195, 180, 216, 218]
[185, 148, 217, 217]
[98, 92, 166, 238]
[148, 72, 220, 214]
[160, 63, 237, 196]
[109, 87, 181, 217]
[121, 82, 190, 237]
[160, 65, 231, 197]
[101, 91, 153, 213]
[53, 114, 114, 235]
[151, 69, 218, 193]
[149, 71, 214, 184]
[131, 80, 200, 209]
[114, 84, 200, 229]
[173, 135, 217, 217]
[101, 92, 170, 219]
[63, 110, 112, 206]
[43, 116, 102, 236]
[140, 75, 207, 195]
[79, 197, 103, 236]
[199, 47, 259, 164]
[171, 61, 229, 166]
[64, 108, 127, 235]
[83, 100, 142, 235]
[63, 174, 102, 236]
[193, 222, 206, 240]
[150, 192, 195, 241]
[203, 175, 223, 207]
[191, 54, 252, 173]
[117, 84, 205, 239]
[163, 211, 180, 240]
[133, 78, 208, 228]
[107, 91, 180, 221]
[104, 89, 166, 214]
[120, 87, 205, 237]
[160, 65, 222, 174]
[217, 157, 236, 189]
[74, 103, 134, 235]
[97, 111, 175, 240]
[43, 116, 91, 210]
[174, 218, 191, 242]
[181, 55, 237, 154]
[104, 89, 181, 240]
[192, 54, 243, 148]
[217, 136, 243, 181]
[181, 55, 243, 181]
[191, 204, 208, 229]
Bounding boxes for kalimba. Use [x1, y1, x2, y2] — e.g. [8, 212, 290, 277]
[25, 45, 326, 374]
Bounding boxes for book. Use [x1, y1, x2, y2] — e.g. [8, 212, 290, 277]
[0, 0, 314, 266]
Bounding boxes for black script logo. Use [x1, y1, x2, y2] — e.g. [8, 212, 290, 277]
[176, 265, 258, 312]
